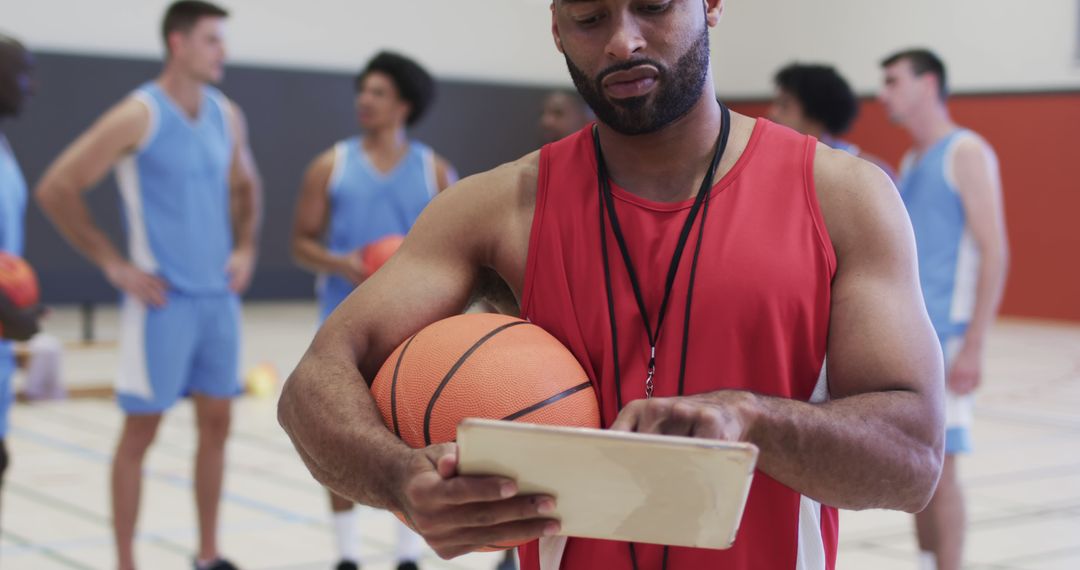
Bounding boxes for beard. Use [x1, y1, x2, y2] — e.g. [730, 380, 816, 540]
[565, 26, 711, 135]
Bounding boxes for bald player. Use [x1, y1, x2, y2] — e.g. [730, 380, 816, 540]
[35, 2, 262, 569]
[279, 2, 945, 569]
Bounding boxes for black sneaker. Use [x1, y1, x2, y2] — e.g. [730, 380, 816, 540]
[335, 561, 360, 570]
[194, 559, 239, 570]
[396, 561, 419, 570]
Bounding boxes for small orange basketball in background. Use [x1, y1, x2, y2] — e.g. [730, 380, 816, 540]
[0, 252, 40, 308]
[370, 313, 600, 549]
[361, 234, 405, 275]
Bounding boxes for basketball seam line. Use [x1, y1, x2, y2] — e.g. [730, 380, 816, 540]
[422, 321, 529, 446]
[500, 380, 592, 422]
[390, 333, 419, 439]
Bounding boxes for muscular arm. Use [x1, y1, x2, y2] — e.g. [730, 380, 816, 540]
[34, 97, 167, 305]
[614, 148, 944, 512]
[227, 103, 262, 252]
[281, 167, 503, 501]
[279, 157, 553, 558]
[948, 137, 1009, 393]
[224, 101, 262, 293]
[34, 98, 147, 271]
[434, 154, 458, 192]
[857, 149, 898, 182]
[757, 149, 944, 511]
[290, 149, 353, 277]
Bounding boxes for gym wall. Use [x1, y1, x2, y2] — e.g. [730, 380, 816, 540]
[5, 0, 1078, 320]
[8, 0, 1079, 94]
[732, 93, 1080, 322]
[6, 52, 554, 302]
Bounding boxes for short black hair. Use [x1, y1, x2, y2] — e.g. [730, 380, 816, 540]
[355, 51, 436, 126]
[162, 1, 228, 49]
[881, 48, 948, 100]
[774, 63, 859, 136]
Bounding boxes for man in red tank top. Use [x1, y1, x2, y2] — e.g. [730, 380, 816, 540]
[278, 2, 946, 570]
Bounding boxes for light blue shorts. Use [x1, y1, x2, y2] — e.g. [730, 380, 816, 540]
[0, 342, 14, 436]
[115, 293, 241, 414]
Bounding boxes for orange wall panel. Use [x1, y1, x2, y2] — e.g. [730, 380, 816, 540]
[730, 93, 1080, 322]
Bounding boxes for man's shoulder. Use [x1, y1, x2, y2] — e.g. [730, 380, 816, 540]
[462, 151, 541, 200]
[812, 142, 903, 257]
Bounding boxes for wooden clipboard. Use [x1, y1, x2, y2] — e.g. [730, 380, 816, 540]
[457, 418, 758, 549]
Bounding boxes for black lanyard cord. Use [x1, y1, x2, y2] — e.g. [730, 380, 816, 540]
[596, 135, 714, 356]
[592, 103, 732, 570]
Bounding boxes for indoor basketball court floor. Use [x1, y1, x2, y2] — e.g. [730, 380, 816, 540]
[2, 302, 1078, 569]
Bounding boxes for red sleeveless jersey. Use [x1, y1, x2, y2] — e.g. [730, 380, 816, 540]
[517, 120, 838, 570]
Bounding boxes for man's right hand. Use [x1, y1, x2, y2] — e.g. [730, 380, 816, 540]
[0, 294, 45, 341]
[104, 261, 167, 307]
[336, 251, 367, 285]
[397, 443, 560, 560]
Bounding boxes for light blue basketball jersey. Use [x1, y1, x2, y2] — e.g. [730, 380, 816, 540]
[116, 82, 233, 295]
[826, 138, 860, 156]
[0, 136, 27, 436]
[318, 137, 438, 320]
[0, 137, 26, 258]
[899, 129, 980, 339]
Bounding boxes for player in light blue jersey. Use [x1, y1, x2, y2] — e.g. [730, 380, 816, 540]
[770, 62, 896, 180]
[291, 51, 455, 570]
[0, 32, 44, 525]
[35, 3, 262, 570]
[880, 48, 1009, 570]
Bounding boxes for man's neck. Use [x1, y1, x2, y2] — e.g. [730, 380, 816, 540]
[595, 93, 723, 203]
[157, 65, 205, 118]
[906, 102, 956, 153]
[362, 126, 407, 154]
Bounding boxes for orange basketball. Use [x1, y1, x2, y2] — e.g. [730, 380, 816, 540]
[0, 252, 39, 308]
[361, 234, 405, 275]
[370, 313, 600, 549]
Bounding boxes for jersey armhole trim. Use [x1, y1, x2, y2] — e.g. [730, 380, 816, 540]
[130, 91, 160, 153]
[422, 145, 438, 198]
[803, 137, 838, 279]
[327, 141, 348, 196]
[519, 146, 551, 318]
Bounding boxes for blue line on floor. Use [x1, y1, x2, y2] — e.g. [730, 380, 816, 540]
[9, 426, 325, 526]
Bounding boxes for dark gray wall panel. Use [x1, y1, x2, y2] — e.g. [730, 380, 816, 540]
[6, 52, 556, 303]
